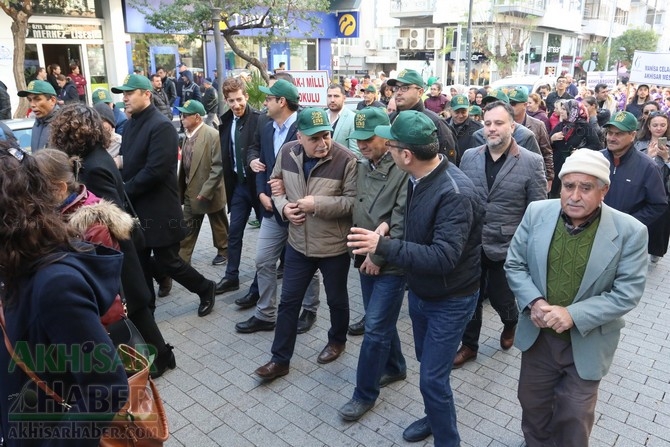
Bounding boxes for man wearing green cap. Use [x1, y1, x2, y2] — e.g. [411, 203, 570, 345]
[92, 87, 127, 135]
[17, 80, 58, 152]
[356, 84, 384, 110]
[112, 74, 217, 318]
[600, 110, 666, 227]
[447, 94, 482, 159]
[338, 107, 409, 422]
[254, 107, 358, 380]
[347, 110, 484, 446]
[176, 99, 228, 267]
[386, 69, 459, 163]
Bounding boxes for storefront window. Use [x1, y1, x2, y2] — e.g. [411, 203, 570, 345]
[290, 39, 317, 70]
[32, 0, 102, 18]
[130, 34, 204, 79]
[86, 44, 107, 90]
[24, 44, 40, 81]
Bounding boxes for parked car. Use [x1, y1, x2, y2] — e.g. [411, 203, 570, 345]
[2, 118, 34, 151]
[491, 75, 556, 95]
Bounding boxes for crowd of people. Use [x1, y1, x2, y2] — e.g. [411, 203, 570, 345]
[0, 63, 665, 447]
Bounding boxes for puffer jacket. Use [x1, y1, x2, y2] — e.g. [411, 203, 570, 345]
[459, 140, 547, 262]
[352, 151, 408, 275]
[271, 140, 357, 258]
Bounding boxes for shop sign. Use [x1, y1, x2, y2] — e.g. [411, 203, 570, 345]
[27, 23, 103, 40]
[585, 71, 617, 90]
[287, 70, 330, 107]
[629, 51, 670, 86]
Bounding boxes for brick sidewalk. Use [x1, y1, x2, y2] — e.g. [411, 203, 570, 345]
[155, 219, 670, 447]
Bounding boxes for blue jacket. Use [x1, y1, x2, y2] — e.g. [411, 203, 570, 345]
[376, 156, 484, 300]
[30, 106, 59, 152]
[601, 147, 667, 227]
[0, 244, 128, 446]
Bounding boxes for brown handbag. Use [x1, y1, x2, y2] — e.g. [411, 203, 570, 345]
[0, 303, 169, 446]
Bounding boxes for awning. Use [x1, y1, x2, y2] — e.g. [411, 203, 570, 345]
[329, 0, 361, 11]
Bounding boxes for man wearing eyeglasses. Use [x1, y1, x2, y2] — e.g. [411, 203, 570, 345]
[386, 69, 459, 164]
[16, 80, 59, 152]
[112, 74, 217, 318]
[545, 75, 574, 116]
[347, 111, 484, 446]
[600, 111, 666, 228]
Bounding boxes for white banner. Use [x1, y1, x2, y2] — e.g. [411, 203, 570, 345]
[629, 51, 670, 86]
[286, 70, 330, 107]
[585, 71, 618, 90]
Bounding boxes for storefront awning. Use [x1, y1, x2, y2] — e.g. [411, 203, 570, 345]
[329, 0, 361, 11]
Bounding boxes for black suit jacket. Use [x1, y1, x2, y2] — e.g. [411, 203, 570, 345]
[120, 104, 185, 247]
[254, 116, 298, 224]
[219, 105, 261, 208]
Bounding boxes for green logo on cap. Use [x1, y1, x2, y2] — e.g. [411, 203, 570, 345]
[457, 96, 466, 105]
[614, 112, 626, 122]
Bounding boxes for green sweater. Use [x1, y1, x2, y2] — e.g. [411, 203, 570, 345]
[544, 216, 600, 340]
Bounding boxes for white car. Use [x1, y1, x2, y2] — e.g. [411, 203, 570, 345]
[2, 118, 34, 151]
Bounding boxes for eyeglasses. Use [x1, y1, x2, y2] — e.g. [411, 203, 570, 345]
[180, 113, 195, 118]
[384, 141, 408, 150]
[264, 95, 280, 102]
[1, 147, 26, 162]
[392, 85, 420, 93]
[647, 111, 666, 118]
[509, 101, 521, 106]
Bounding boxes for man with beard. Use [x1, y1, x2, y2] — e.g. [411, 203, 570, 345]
[326, 83, 361, 158]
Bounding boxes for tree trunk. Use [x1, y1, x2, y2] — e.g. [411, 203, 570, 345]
[11, 11, 30, 118]
[223, 34, 269, 84]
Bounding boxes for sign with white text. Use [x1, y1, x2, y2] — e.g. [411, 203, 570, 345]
[586, 71, 617, 90]
[629, 51, 670, 86]
[287, 70, 330, 107]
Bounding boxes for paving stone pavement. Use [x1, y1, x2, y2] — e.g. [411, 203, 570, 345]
[154, 218, 670, 447]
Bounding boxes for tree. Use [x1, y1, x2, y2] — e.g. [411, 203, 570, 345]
[0, 0, 34, 118]
[130, 0, 330, 85]
[612, 28, 659, 70]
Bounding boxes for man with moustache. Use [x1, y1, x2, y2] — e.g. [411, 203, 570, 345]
[447, 94, 482, 160]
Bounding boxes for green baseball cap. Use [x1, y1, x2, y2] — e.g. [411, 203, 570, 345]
[374, 110, 437, 145]
[361, 84, 377, 93]
[297, 107, 333, 136]
[450, 95, 470, 111]
[111, 74, 152, 93]
[92, 88, 113, 104]
[604, 111, 638, 132]
[507, 86, 529, 103]
[427, 76, 439, 86]
[387, 69, 425, 88]
[259, 79, 299, 102]
[17, 80, 56, 97]
[482, 89, 509, 105]
[115, 102, 125, 110]
[468, 105, 483, 116]
[349, 107, 391, 141]
[176, 99, 206, 116]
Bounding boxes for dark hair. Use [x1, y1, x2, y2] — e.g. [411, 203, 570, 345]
[328, 83, 346, 95]
[407, 141, 439, 161]
[431, 82, 443, 91]
[594, 83, 608, 93]
[222, 77, 247, 99]
[47, 64, 60, 75]
[286, 99, 300, 112]
[643, 100, 660, 111]
[33, 148, 82, 196]
[0, 141, 76, 305]
[49, 103, 111, 156]
[583, 96, 597, 108]
[637, 110, 670, 141]
[69, 64, 79, 72]
[269, 71, 295, 84]
[150, 74, 161, 82]
[483, 101, 515, 122]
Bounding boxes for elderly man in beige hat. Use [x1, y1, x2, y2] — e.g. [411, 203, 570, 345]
[505, 149, 649, 447]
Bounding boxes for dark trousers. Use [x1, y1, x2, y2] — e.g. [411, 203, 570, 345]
[518, 332, 600, 447]
[271, 245, 350, 364]
[461, 251, 518, 351]
[224, 182, 255, 281]
[142, 242, 209, 310]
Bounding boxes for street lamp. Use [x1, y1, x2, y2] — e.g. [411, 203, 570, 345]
[211, 7, 225, 115]
[343, 53, 351, 79]
[616, 46, 626, 84]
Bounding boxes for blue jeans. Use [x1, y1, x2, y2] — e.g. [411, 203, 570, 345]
[271, 245, 350, 364]
[409, 290, 478, 447]
[353, 273, 406, 403]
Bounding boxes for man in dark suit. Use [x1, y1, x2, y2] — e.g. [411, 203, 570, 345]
[112, 74, 216, 317]
[215, 77, 262, 301]
[238, 79, 321, 334]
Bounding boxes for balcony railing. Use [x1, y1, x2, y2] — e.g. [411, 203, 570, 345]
[390, 0, 436, 16]
[493, 0, 546, 17]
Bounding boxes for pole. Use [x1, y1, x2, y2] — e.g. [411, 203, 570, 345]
[211, 6, 225, 116]
[466, 0, 474, 85]
[604, 0, 615, 71]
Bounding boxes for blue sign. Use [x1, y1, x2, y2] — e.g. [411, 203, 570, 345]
[336, 11, 359, 38]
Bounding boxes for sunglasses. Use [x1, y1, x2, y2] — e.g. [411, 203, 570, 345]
[647, 111, 666, 118]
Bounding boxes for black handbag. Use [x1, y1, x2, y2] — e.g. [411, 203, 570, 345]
[107, 317, 153, 362]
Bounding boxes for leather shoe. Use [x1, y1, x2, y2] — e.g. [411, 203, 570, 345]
[453, 345, 477, 369]
[151, 344, 176, 379]
[403, 416, 432, 442]
[254, 361, 289, 380]
[197, 281, 216, 317]
[338, 398, 374, 421]
[235, 316, 276, 333]
[500, 324, 516, 350]
[348, 316, 365, 336]
[157, 277, 172, 297]
[235, 291, 260, 309]
[317, 342, 345, 364]
[379, 371, 406, 388]
[215, 278, 239, 295]
[296, 310, 317, 334]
